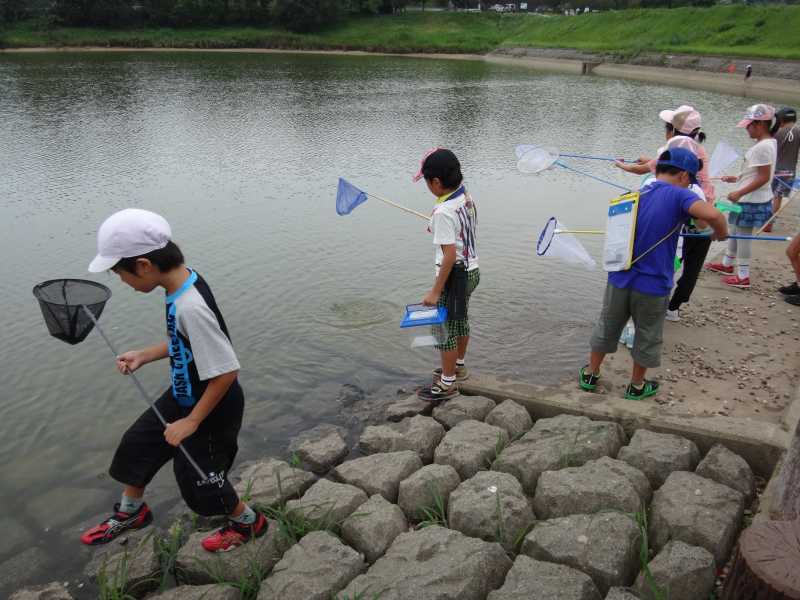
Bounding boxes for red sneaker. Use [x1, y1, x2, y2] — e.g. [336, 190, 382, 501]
[201, 511, 268, 552]
[80, 503, 153, 545]
[722, 275, 750, 289]
[705, 262, 734, 274]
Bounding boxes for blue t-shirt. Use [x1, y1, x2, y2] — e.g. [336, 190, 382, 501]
[608, 181, 701, 297]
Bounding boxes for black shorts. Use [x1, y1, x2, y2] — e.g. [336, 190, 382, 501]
[109, 382, 244, 516]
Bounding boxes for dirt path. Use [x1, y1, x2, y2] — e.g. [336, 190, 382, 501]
[591, 201, 800, 425]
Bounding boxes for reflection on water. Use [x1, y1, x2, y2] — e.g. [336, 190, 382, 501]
[0, 50, 750, 592]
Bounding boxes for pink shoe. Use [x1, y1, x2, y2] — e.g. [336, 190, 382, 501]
[722, 275, 750, 289]
[705, 262, 734, 274]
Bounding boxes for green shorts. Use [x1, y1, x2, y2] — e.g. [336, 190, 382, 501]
[435, 268, 480, 351]
[590, 282, 667, 369]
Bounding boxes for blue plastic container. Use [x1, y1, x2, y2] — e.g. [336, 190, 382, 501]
[400, 304, 448, 348]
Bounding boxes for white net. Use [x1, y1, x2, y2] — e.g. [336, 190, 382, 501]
[536, 217, 596, 270]
[517, 146, 559, 174]
[708, 140, 740, 178]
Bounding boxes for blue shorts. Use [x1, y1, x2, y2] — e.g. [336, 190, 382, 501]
[729, 203, 773, 229]
[772, 174, 795, 198]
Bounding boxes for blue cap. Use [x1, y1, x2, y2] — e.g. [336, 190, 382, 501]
[657, 147, 700, 185]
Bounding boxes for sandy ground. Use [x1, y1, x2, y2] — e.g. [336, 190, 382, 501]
[495, 47, 800, 81]
[585, 200, 800, 425]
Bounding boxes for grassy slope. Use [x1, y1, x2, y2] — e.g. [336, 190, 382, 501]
[2, 6, 800, 60]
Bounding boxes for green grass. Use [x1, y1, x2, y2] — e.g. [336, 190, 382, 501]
[2, 6, 800, 59]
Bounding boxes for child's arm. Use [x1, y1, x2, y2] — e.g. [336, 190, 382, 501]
[163, 370, 238, 447]
[423, 244, 457, 306]
[116, 341, 169, 374]
[728, 165, 771, 202]
[688, 201, 728, 241]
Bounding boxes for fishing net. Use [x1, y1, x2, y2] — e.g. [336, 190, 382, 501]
[336, 178, 368, 216]
[536, 217, 596, 269]
[517, 146, 560, 174]
[33, 279, 111, 345]
[708, 140, 740, 178]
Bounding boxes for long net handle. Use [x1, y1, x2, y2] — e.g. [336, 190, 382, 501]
[555, 161, 631, 192]
[366, 192, 429, 220]
[756, 191, 796, 235]
[81, 305, 208, 482]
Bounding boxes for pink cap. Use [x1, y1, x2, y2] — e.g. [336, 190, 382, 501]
[736, 103, 776, 128]
[659, 105, 702, 134]
[412, 147, 443, 182]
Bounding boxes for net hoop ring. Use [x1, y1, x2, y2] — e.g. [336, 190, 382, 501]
[517, 146, 560, 175]
[537, 217, 558, 256]
[33, 279, 112, 306]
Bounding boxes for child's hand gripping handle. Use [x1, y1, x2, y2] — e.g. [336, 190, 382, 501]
[80, 305, 209, 482]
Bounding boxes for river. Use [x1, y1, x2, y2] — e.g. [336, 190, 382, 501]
[0, 50, 751, 593]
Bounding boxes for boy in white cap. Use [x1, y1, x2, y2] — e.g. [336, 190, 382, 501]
[81, 208, 265, 552]
[707, 104, 777, 289]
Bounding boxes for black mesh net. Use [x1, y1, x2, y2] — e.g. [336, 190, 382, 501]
[33, 279, 112, 345]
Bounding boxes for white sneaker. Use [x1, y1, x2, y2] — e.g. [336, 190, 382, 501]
[665, 309, 680, 322]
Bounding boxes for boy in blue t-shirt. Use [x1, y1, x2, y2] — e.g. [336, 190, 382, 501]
[579, 148, 727, 400]
[81, 208, 264, 553]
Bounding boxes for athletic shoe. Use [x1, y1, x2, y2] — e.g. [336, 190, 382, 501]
[432, 366, 469, 382]
[417, 381, 459, 403]
[201, 511, 268, 553]
[779, 282, 800, 295]
[722, 275, 751, 289]
[579, 366, 600, 391]
[665, 309, 680, 322]
[80, 502, 153, 545]
[705, 262, 734, 274]
[625, 380, 660, 401]
[785, 295, 800, 306]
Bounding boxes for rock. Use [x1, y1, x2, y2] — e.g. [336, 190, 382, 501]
[695, 444, 755, 503]
[493, 415, 625, 495]
[0, 547, 53, 594]
[146, 584, 239, 600]
[522, 512, 641, 594]
[84, 527, 161, 597]
[485, 399, 533, 440]
[333, 451, 422, 502]
[533, 458, 649, 519]
[649, 471, 745, 564]
[397, 464, 461, 522]
[288, 425, 349, 474]
[486, 556, 602, 600]
[617, 430, 700, 488]
[386, 395, 432, 421]
[339, 526, 511, 600]
[449, 471, 535, 551]
[434, 420, 508, 480]
[359, 416, 445, 463]
[605, 588, 640, 600]
[341, 494, 408, 563]
[433, 396, 496, 429]
[9, 582, 74, 600]
[175, 519, 290, 585]
[285, 479, 368, 526]
[591, 456, 653, 505]
[257, 531, 366, 600]
[234, 458, 316, 507]
[634, 541, 715, 600]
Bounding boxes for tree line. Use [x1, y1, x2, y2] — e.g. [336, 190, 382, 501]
[0, 0, 791, 33]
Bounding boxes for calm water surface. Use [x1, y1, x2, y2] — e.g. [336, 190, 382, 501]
[0, 51, 751, 592]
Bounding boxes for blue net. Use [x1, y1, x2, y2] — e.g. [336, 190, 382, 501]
[336, 178, 369, 216]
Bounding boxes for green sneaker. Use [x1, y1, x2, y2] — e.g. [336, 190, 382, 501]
[579, 366, 600, 391]
[625, 380, 660, 401]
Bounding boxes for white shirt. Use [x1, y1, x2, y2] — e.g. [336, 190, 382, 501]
[738, 138, 777, 204]
[430, 189, 479, 275]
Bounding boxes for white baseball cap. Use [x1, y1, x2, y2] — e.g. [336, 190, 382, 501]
[659, 105, 702, 134]
[88, 208, 172, 273]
